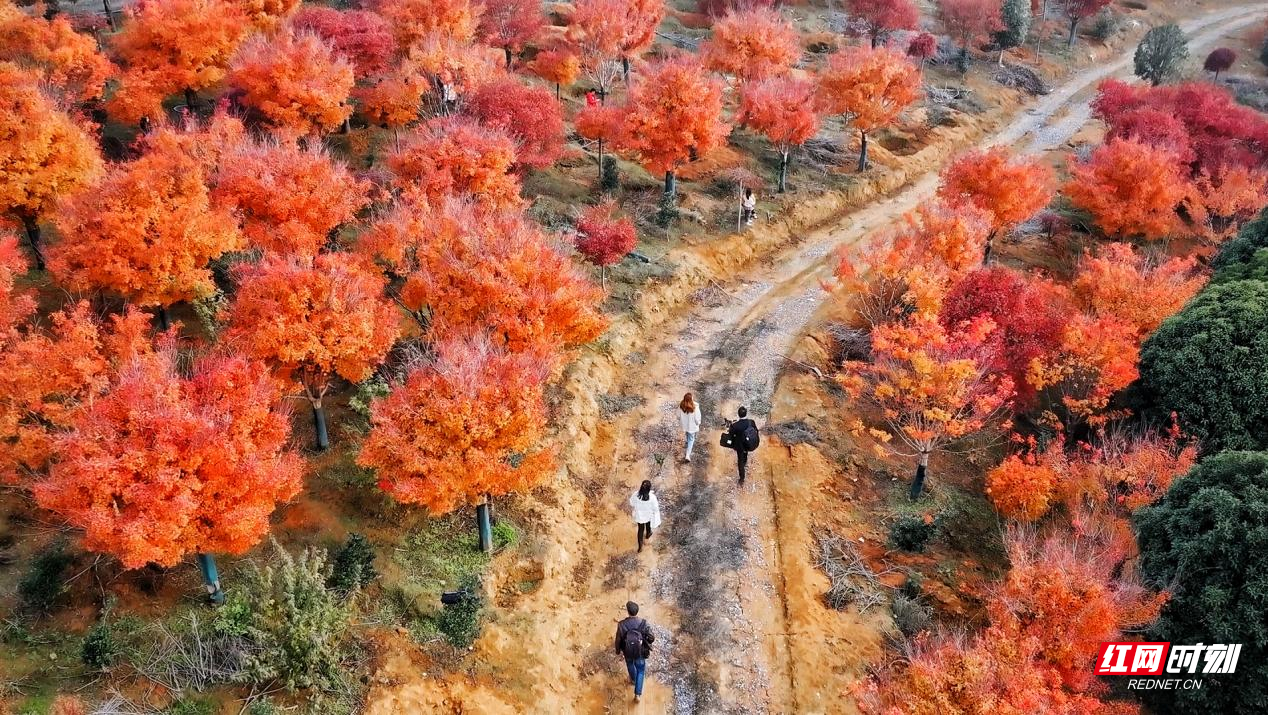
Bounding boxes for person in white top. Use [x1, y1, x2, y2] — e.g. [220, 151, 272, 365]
[679, 392, 702, 462]
[629, 480, 661, 553]
[741, 188, 757, 226]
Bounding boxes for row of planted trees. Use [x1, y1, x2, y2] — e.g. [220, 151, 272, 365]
[830, 71, 1268, 712]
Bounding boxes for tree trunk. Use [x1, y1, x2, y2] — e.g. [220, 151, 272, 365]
[102, 0, 115, 30]
[598, 86, 606, 104]
[196, 553, 225, 604]
[870, 30, 880, 49]
[999, 48, 1006, 66]
[622, 56, 631, 84]
[597, 138, 605, 183]
[857, 131, 869, 172]
[778, 150, 789, 193]
[663, 170, 676, 203]
[504, 46, 514, 69]
[156, 305, 171, 331]
[982, 230, 997, 265]
[1040, 0, 1048, 19]
[312, 400, 330, 451]
[184, 87, 196, 111]
[1067, 19, 1079, 48]
[556, 83, 561, 100]
[959, 45, 969, 73]
[476, 499, 493, 553]
[909, 452, 930, 501]
[21, 214, 44, 271]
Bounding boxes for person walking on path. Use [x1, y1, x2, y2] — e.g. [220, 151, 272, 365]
[614, 601, 655, 701]
[629, 479, 661, 553]
[679, 392, 701, 462]
[724, 406, 760, 484]
[741, 188, 757, 227]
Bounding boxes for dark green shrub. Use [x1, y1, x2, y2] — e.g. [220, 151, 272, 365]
[600, 155, 619, 193]
[1211, 207, 1268, 277]
[19, 543, 72, 612]
[655, 191, 678, 227]
[81, 621, 120, 670]
[437, 575, 483, 648]
[1135, 452, 1268, 714]
[1139, 280, 1268, 451]
[1089, 9, 1120, 41]
[167, 697, 215, 715]
[890, 593, 932, 637]
[888, 515, 939, 552]
[348, 376, 389, 424]
[491, 521, 518, 550]
[1134, 24, 1189, 86]
[328, 533, 377, 595]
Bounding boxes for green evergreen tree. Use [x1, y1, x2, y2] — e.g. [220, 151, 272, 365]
[996, 0, 1031, 64]
[1134, 24, 1189, 86]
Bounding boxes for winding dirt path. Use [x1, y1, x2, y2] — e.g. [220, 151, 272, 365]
[366, 6, 1268, 713]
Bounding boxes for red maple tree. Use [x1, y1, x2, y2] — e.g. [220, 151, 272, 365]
[477, 0, 544, 68]
[1063, 0, 1113, 47]
[937, 147, 1054, 263]
[292, 6, 398, 78]
[1064, 139, 1188, 241]
[937, 0, 1002, 65]
[816, 45, 921, 171]
[1070, 242, 1205, 337]
[227, 28, 355, 139]
[387, 115, 522, 209]
[848, 0, 920, 48]
[574, 200, 637, 286]
[702, 8, 801, 82]
[738, 76, 821, 192]
[464, 79, 566, 169]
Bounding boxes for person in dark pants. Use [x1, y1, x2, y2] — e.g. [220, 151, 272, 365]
[615, 601, 655, 700]
[726, 406, 759, 484]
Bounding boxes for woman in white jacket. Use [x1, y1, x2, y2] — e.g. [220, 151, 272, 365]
[630, 480, 661, 553]
[679, 392, 701, 462]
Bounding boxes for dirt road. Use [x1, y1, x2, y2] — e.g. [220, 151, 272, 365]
[365, 5, 1268, 713]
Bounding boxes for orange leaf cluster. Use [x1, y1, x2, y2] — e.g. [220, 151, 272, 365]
[359, 336, 555, 514]
[1061, 423, 1197, 515]
[33, 350, 303, 568]
[1064, 139, 1188, 240]
[354, 71, 427, 129]
[817, 45, 921, 134]
[1027, 313, 1139, 426]
[702, 8, 801, 82]
[477, 0, 544, 57]
[107, 0, 251, 123]
[937, 147, 1054, 239]
[374, 0, 482, 47]
[227, 29, 355, 138]
[738, 76, 821, 153]
[613, 56, 730, 177]
[238, 0, 300, 31]
[567, 0, 625, 92]
[986, 445, 1060, 522]
[0, 64, 102, 226]
[0, 1, 114, 102]
[400, 33, 504, 92]
[359, 197, 606, 352]
[387, 115, 522, 209]
[615, 0, 664, 59]
[527, 47, 581, 89]
[212, 138, 369, 256]
[223, 252, 400, 400]
[50, 138, 241, 309]
[1070, 242, 1206, 338]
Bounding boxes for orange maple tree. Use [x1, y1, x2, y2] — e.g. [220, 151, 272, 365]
[615, 0, 664, 78]
[33, 349, 303, 569]
[355, 70, 427, 132]
[1064, 139, 1188, 241]
[614, 56, 730, 202]
[387, 115, 522, 209]
[937, 148, 1054, 263]
[227, 28, 355, 139]
[839, 313, 1014, 499]
[358, 197, 606, 353]
[895, 200, 993, 276]
[816, 45, 921, 171]
[986, 438, 1064, 522]
[212, 137, 369, 256]
[239, 0, 300, 30]
[567, 0, 630, 102]
[223, 252, 400, 450]
[477, 0, 544, 68]
[1027, 313, 1140, 427]
[107, 0, 250, 122]
[1070, 242, 1206, 337]
[0, 2, 114, 103]
[359, 336, 555, 513]
[374, 0, 481, 47]
[0, 64, 103, 271]
[527, 46, 581, 98]
[738, 76, 821, 192]
[702, 8, 801, 82]
[49, 139, 241, 326]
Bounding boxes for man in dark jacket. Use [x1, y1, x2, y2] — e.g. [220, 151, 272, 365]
[726, 406, 759, 484]
[614, 600, 655, 700]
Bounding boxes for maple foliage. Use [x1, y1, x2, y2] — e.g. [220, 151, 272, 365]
[1063, 0, 1112, 46]
[737, 76, 821, 191]
[0, 1, 115, 103]
[616, 0, 666, 66]
[941, 267, 1071, 409]
[839, 313, 1013, 497]
[477, 0, 544, 66]
[1185, 165, 1268, 241]
[0, 234, 33, 334]
[702, 8, 801, 82]
[33, 349, 303, 569]
[227, 29, 355, 138]
[0, 64, 103, 270]
[567, 0, 630, 98]
[107, 0, 251, 123]
[848, 0, 920, 48]
[1064, 139, 1188, 240]
[464, 79, 566, 169]
[354, 71, 427, 129]
[907, 32, 938, 66]
[374, 0, 482, 47]
[238, 0, 300, 30]
[896, 199, 992, 275]
[399, 33, 505, 95]
[816, 45, 921, 171]
[49, 138, 242, 311]
[292, 6, 397, 78]
[387, 115, 522, 209]
[937, 148, 1053, 261]
[358, 197, 606, 352]
[359, 336, 554, 514]
[986, 439, 1063, 521]
[527, 46, 582, 95]
[938, 0, 1003, 57]
[1070, 242, 1206, 337]
[613, 56, 730, 181]
[212, 138, 369, 257]
[574, 200, 637, 271]
[1028, 313, 1140, 426]
[224, 252, 400, 407]
[1063, 423, 1198, 515]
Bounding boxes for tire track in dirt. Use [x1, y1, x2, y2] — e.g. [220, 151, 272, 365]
[590, 5, 1268, 713]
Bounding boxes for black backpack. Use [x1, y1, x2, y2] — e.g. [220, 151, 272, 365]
[742, 423, 760, 452]
[622, 618, 650, 659]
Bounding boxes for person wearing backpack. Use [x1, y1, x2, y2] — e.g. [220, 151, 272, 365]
[629, 479, 661, 553]
[723, 406, 760, 484]
[679, 392, 702, 462]
[614, 600, 655, 700]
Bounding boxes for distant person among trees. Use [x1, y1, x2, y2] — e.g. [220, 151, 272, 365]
[679, 392, 702, 462]
[723, 406, 760, 484]
[614, 600, 656, 701]
[629, 479, 662, 553]
[741, 188, 757, 227]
